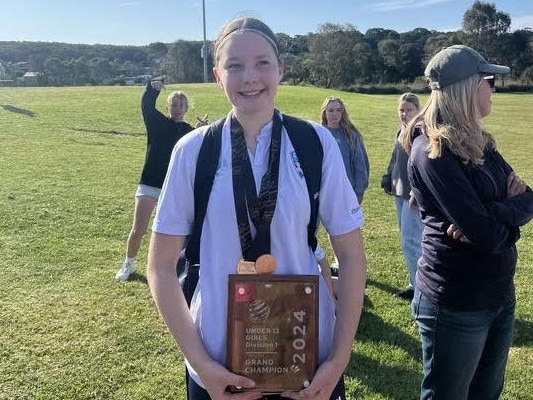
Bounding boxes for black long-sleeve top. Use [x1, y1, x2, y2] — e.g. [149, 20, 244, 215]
[383, 128, 411, 199]
[139, 84, 193, 188]
[408, 134, 533, 310]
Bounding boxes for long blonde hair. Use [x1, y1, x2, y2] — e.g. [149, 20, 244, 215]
[320, 96, 363, 149]
[400, 74, 495, 164]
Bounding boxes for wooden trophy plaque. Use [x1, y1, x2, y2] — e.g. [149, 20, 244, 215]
[227, 274, 318, 394]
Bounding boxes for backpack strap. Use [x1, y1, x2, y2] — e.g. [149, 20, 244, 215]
[282, 114, 323, 251]
[185, 117, 226, 264]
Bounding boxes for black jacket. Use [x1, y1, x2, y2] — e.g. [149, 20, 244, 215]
[381, 128, 411, 199]
[139, 84, 193, 188]
[409, 134, 533, 310]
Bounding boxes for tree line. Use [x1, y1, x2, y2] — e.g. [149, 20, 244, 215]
[1, 2, 532, 90]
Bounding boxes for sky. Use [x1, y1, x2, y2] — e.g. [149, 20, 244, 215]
[1, 0, 532, 46]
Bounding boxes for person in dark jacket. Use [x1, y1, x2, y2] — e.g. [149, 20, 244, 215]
[400, 45, 533, 400]
[381, 92, 422, 301]
[115, 80, 202, 281]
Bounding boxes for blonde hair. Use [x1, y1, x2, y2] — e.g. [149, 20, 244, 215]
[400, 75, 494, 164]
[398, 92, 420, 109]
[320, 96, 363, 149]
[212, 17, 281, 66]
[166, 91, 188, 110]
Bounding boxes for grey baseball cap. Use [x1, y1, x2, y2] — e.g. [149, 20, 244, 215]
[425, 45, 510, 89]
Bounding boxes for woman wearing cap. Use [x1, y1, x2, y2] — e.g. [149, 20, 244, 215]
[400, 45, 533, 399]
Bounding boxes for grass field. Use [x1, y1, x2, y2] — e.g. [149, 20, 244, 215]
[1, 84, 532, 400]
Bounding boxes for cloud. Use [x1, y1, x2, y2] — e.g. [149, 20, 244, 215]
[511, 15, 533, 31]
[117, 2, 142, 7]
[372, 0, 454, 12]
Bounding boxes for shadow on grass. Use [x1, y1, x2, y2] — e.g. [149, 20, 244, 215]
[346, 352, 422, 399]
[368, 278, 533, 346]
[347, 310, 422, 398]
[70, 127, 142, 136]
[2, 104, 36, 117]
[357, 310, 421, 361]
[127, 272, 148, 284]
[346, 292, 422, 398]
[514, 318, 533, 346]
[366, 278, 403, 296]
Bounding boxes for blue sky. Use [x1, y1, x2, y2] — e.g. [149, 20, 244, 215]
[1, 0, 532, 46]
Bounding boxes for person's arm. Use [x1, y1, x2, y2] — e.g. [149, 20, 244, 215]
[485, 185, 533, 226]
[147, 233, 260, 400]
[195, 114, 209, 128]
[147, 233, 202, 356]
[329, 228, 366, 360]
[351, 131, 370, 203]
[410, 141, 519, 253]
[381, 146, 396, 195]
[387, 130, 401, 175]
[141, 81, 168, 134]
[448, 172, 533, 243]
[482, 152, 533, 227]
[283, 229, 366, 399]
[281, 123, 365, 399]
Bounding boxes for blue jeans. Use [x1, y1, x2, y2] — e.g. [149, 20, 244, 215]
[394, 197, 423, 288]
[411, 292, 515, 400]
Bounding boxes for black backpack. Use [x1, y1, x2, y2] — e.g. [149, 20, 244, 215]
[178, 114, 323, 304]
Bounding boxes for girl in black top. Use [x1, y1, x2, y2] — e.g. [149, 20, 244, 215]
[115, 81, 198, 281]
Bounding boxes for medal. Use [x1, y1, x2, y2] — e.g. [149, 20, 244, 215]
[237, 259, 257, 274]
[237, 255, 277, 274]
[255, 254, 276, 274]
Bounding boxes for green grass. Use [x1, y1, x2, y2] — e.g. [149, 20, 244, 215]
[1, 84, 532, 400]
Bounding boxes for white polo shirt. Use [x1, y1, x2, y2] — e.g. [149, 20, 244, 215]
[153, 112, 364, 388]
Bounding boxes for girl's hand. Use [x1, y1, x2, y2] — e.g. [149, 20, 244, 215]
[199, 361, 261, 400]
[280, 360, 342, 400]
[507, 172, 527, 198]
[195, 114, 209, 128]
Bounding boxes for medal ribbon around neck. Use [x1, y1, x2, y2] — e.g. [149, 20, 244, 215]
[230, 110, 282, 261]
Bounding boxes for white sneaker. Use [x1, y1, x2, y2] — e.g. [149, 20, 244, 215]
[115, 259, 136, 281]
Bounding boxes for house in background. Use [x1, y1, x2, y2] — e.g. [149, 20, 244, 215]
[19, 71, 43, 86]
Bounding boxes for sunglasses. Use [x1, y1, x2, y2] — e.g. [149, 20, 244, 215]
[483, 75, 495, 89]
